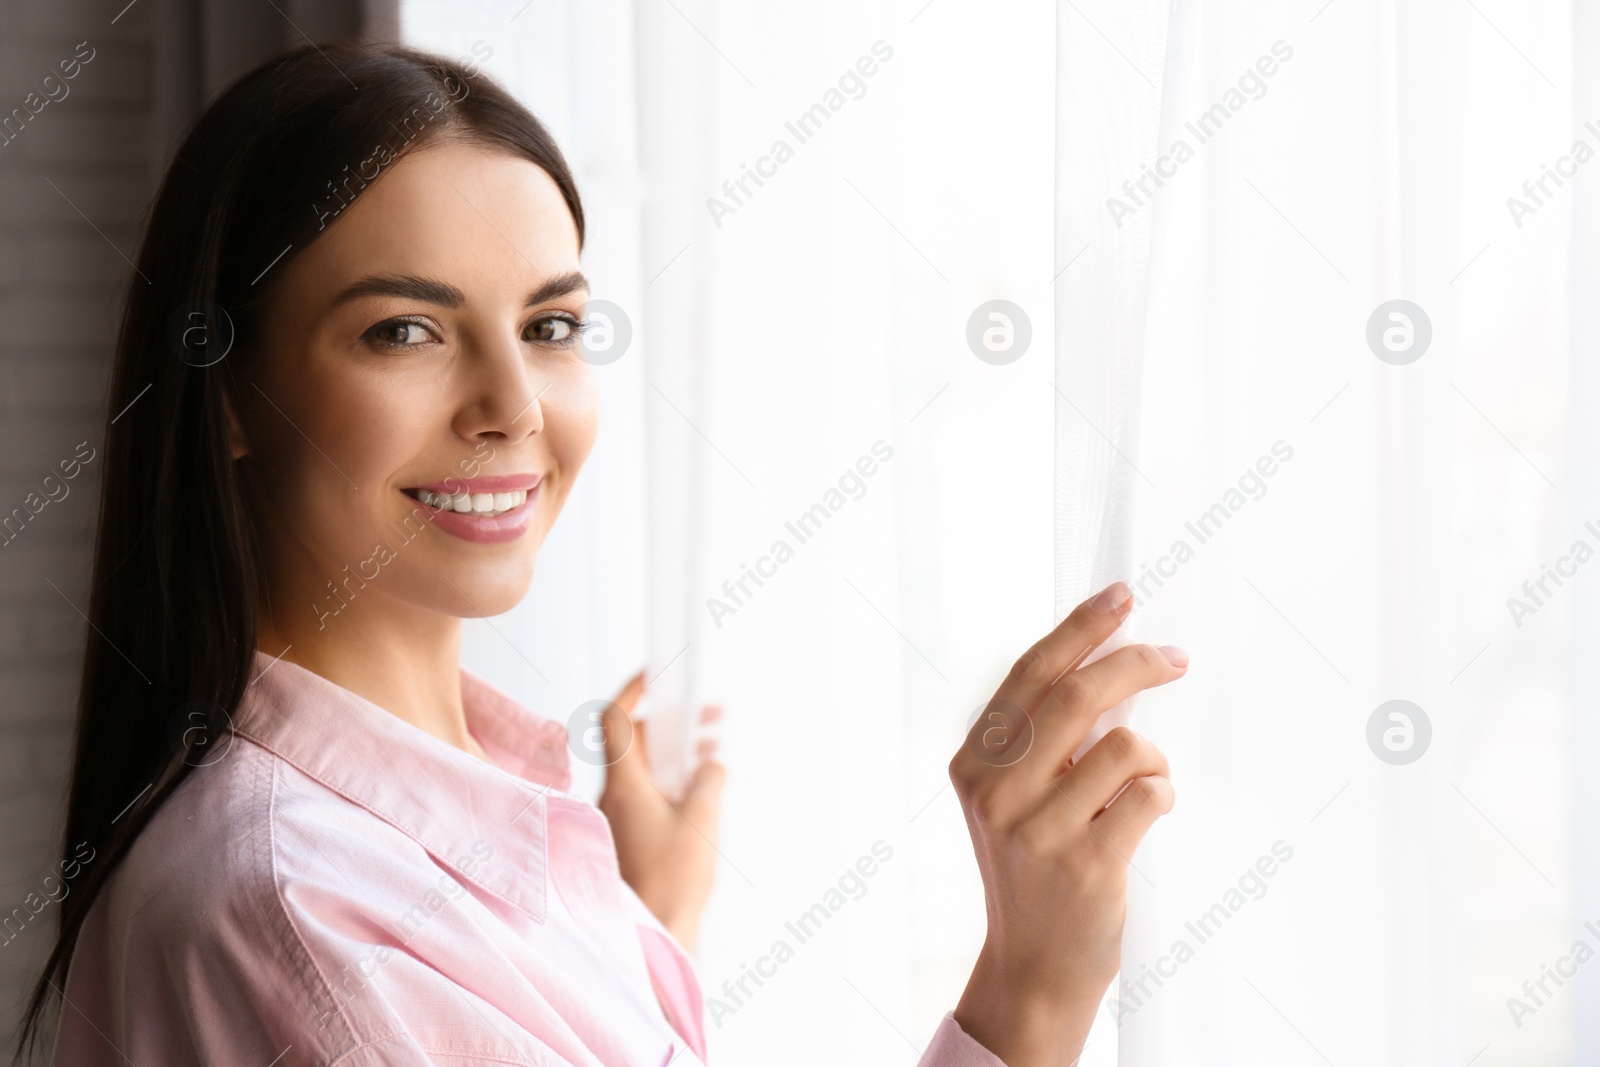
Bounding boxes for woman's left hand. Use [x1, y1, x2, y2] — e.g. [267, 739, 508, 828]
[596, 670, 725, 951]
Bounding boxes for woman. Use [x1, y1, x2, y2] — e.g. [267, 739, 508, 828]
[16, 43, 1187, 1067]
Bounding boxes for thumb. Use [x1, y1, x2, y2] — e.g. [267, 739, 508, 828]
[600, 670, 651, 789]
[611, 668, 647, 717]
[680, 758, 726, 830]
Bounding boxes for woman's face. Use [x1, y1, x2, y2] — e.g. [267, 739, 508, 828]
[229, 138, 596, 629]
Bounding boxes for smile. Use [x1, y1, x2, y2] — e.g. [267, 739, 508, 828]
[402, 487, 527, 518]
[398, 474, 543, 545]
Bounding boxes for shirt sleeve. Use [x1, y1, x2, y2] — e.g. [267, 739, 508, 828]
[917, 1010, 1010, 1067]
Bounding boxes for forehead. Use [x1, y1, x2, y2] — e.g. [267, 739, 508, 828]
[289, 138, 582, 298]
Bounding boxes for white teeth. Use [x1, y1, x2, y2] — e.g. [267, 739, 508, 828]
[410, 487, 528, 517]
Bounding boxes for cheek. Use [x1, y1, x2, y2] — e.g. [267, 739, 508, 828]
[327, 377, 433, 476]
[544, 369, 600, 474]
[269, 391, 407, 489]
[245, 365, 429, 542]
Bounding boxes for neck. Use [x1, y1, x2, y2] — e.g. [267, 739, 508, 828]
[257, 579, 484, 761]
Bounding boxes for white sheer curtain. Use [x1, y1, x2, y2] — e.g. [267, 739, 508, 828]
[1060, 1, 1587, 1064]
[398, 2, 1058, 1064]
[398, 0, 1591, 1063]
[1569, 8, 1600, 1061]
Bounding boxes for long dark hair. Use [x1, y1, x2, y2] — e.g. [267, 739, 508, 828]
[13, 42, 584, 1062]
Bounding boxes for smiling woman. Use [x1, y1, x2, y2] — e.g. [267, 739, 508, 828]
[230, 137, 601, 655]
[15, 40, 1188, 1067]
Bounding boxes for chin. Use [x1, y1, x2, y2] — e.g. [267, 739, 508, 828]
[446, 557, 537, 617]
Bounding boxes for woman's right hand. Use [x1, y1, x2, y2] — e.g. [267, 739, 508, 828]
[948, 581, 1187, 1066]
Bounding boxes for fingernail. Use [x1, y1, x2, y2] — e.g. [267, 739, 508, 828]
[1091, 581, 1131, 613]
[1159, 644, 1189, 668]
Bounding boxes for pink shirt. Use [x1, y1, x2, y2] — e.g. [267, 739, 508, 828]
[51, 649, 1005, 1066]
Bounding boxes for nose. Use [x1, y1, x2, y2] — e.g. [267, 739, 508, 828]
[453, 330, 546, 443]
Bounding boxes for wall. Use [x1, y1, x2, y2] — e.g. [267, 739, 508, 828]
[0, 0, 376, 1048]
[0, 0, 153, 1043]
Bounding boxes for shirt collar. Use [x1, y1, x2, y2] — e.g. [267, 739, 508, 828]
[233, 649, 572, 923]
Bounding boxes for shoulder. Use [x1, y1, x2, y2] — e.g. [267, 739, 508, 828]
[78, 737, 426, 1061]
[103, 735, 281, 961]
[116, 731, 445, 920]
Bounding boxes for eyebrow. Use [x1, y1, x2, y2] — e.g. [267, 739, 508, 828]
[330, 269, 590, 310]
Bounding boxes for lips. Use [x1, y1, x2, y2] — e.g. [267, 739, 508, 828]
[398, 473, 543, 545]
[407, 473, 541, 495]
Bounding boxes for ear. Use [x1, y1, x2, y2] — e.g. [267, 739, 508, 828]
[223, 388, 250, 460]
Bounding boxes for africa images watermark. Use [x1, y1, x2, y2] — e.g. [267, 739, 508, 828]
[1504, 916, 1600, 1030]
[1503, 518, 1600, 629]
[1503, 117, 1600, 229]
[1106, 39, 1294, 227]
[0, 40, 96, 148]
[705, 440, 894, 628]
[1, 842, 97, 948]
[311, 838, 495, 1029]
[312, 440, 497, 629]
[706, 839, 896, 1027]
[311, 40, 492, 232]
[1130, 439, 1295, 609]
[706, 40, 894, 228]
[1102, 839, 1295, 1025]
[0, 441, 97, 548]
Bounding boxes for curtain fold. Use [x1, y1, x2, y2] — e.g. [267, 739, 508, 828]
[1567, 4, 1600, 1062]
[1051, 0, 1170, 622]
[1050, 0, 1174, 791]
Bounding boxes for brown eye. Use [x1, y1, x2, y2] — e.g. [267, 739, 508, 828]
[366, 319, 434, 348]
[527, 316, 580, 345]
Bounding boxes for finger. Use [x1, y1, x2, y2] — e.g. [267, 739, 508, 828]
[977, 581, 1133, 744]
[613, 669, 647, 713]
[695, 737, 719, 759]
[680, 758, 726, 831]
[1091, 773, 1175, 856]
[1050, 726, 1169, 817]
[699, 704, 723, 725]
[600, 690, 649, 791]
[1026, 643, 1186, 784]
